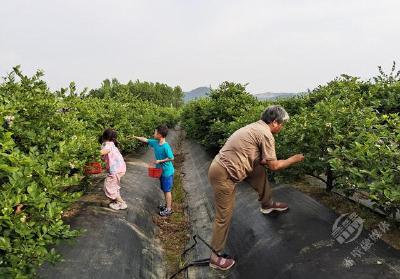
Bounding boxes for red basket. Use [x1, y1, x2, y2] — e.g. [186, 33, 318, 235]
[84, 162, 103, 175]
[148, 166, 162, 178]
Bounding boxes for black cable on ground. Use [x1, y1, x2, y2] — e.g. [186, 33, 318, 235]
[168, 234, 234, 279]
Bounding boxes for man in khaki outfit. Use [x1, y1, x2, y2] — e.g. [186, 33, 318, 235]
[208, 105, 304, 271]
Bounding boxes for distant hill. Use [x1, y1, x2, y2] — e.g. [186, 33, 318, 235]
[253, 92, 298, 100]
[184, 87, 297, 102]
[184, 87, 211, 102]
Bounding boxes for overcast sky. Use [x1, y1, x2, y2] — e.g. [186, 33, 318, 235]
[1, 0, 399, 94]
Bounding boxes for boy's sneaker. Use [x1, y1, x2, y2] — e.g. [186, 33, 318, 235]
[209, 255, 235, 271]
[260, 201, 288, 214]
[158, 204, 167, 211]
[109, 202, 128, 210]
[159, 208, 173, 217]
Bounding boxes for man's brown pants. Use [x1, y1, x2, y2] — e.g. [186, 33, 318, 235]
[208, 160, 272, 253]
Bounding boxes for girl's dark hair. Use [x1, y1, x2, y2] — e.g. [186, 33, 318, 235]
[101, 128, 119, 147]
[156, 125, 169, 138]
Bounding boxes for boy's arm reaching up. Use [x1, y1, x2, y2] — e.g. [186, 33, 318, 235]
[133, 136, 148, 143]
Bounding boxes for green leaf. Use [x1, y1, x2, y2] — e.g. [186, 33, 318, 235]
[0, 237, 11, 250]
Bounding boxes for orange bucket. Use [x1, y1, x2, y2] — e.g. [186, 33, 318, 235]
[84, 162, 103, 175]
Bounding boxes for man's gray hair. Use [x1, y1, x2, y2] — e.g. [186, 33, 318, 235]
[260, 105, 289, 124]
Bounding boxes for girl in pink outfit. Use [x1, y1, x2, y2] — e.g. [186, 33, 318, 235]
[100, 128, 127, 210]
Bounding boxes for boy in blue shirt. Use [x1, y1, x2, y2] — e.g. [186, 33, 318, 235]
[133, 125, 175, 217]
